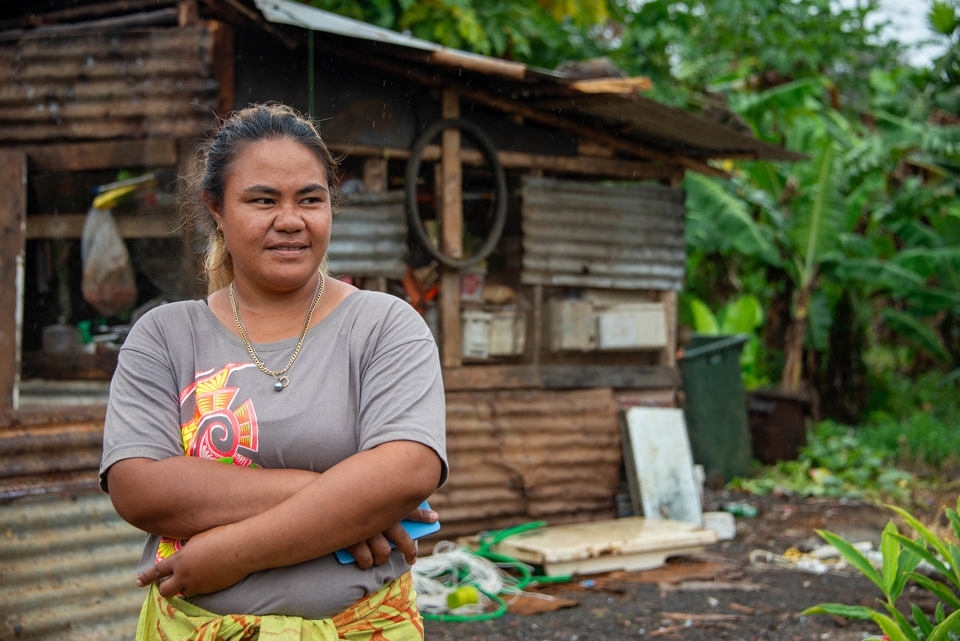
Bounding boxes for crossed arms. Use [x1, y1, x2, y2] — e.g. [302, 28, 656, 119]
[105, 439, 442, 598]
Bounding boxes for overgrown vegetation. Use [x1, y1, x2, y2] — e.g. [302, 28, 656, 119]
[733, 367, 960, 500]
[308, 0, 960, 461]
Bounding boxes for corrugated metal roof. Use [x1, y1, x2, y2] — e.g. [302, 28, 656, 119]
[251, 0, 801, 163]
[530, 93, 805, 162]
[521, 176, 687, 291]
[252, 0, 541, 81]
[327, 191, 408, 279]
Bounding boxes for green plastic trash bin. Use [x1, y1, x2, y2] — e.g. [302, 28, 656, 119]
[678, 333, 753, 484]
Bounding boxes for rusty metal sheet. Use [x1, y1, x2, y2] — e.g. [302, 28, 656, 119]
[521, 176, 687, 291]
[0, 491, 145, 641]
[0, 25, 218, 144]
[431, 388, 621, 542]
[0, 390, 624, 628]
[327, 191, 408, 278]
[0, 405, 106, 500]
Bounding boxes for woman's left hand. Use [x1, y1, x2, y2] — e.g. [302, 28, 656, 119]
[136, 527, 250, 598]
[346, 506, 439, 569]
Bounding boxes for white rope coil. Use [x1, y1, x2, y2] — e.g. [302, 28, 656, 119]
[412, 541, 519, 615]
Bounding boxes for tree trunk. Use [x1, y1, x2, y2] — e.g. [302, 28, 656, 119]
[780, 284, 812, 394]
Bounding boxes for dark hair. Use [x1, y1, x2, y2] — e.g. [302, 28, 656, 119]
[190, 103, 340, 293]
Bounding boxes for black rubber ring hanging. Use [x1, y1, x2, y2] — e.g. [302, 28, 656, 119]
[405, 118, 508, 269]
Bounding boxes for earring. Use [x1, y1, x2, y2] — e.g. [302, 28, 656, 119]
[216, 227, 223, 240]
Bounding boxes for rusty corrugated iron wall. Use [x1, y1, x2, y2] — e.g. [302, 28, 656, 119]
[0, 406, 105, 501]
[0, 25, 218, 144]
[521, 176, 686, 291]
[0, 493, 144, 641]
[0, 405, 144, 641]
[429, 388, 621, 542]
[0, 389, 624, 637]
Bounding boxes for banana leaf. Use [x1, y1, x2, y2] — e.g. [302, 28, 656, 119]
[683, 172, 778, 260]
[881, 309, 952, 363]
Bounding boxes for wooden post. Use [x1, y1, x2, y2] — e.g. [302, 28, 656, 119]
[438, 89, 462, 368]
[362, 158, 388, 193]
[531, 283, 543, 368]
[178, 0, 199, 25]
[657, 290, 678, 368]
[0, 152, 26, 408]
[209, 20, 235, 117]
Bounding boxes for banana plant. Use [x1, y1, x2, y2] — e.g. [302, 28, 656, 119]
[685, 77, 853, 393]
[686, 72, 960, 395]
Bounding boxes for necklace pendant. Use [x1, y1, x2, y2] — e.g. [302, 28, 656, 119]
[274, 375, 289, 391]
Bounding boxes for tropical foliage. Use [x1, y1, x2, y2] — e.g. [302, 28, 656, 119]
[308, 0, 960, 422]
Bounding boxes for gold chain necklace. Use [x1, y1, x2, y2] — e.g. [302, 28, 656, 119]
[229, 274, 324, 391]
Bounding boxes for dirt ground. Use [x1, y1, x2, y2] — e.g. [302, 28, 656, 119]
[422, 488, 956, 640]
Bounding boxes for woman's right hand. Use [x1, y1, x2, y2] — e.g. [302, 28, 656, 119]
[346, 506, 439, 569]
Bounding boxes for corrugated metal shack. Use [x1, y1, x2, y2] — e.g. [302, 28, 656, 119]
[0, 1, 800, 638]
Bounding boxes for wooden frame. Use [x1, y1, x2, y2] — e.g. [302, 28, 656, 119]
[0, 152, 26, 408]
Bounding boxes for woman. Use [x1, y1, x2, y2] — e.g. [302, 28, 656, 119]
[99, 103, 447, 639]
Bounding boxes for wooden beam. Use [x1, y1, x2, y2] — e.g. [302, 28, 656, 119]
[0, 152, 26, 408]
[8, 0, 173, 28]
[0, 7, 178, 41]
[439, 89, 462, 368]
[328, 142, 676, 180]
[0, 101, 209, 122]
[26, 214, 181, 240]
[426, 50, 527, 80]
[442, 365, 541, 391]
[568, 77, 653, 94]
[0, 78, 216, 103]
[441, 364, 680, 391]
[540, 365, 679, 390]
[18, 139, 178, 172]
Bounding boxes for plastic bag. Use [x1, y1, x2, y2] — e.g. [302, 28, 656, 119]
[81, 205, 137, 316]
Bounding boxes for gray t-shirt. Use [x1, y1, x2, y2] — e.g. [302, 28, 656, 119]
[99, 290, 447, 618]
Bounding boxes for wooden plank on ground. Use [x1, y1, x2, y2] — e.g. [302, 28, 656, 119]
[477, 517, 717, 577]
[624, 407, 702, 525]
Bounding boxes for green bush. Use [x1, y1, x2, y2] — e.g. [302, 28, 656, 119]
[862, 370, 960, 470]
[731, 421, 913, 501]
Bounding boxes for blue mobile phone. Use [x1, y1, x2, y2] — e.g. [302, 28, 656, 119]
[334, 501, 440, 564]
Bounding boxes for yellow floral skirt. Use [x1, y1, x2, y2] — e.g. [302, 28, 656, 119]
[134, 572, 423, 640]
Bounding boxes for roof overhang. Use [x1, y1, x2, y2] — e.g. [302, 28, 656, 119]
[251, 0, 805, 166]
